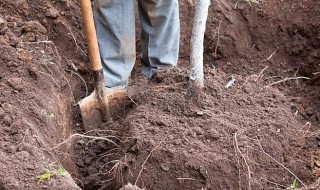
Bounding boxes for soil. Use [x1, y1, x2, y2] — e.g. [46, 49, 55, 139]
[1, 0, 320, 190]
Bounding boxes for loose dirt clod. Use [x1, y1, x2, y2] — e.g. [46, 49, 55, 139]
[119, 183, 144, 190]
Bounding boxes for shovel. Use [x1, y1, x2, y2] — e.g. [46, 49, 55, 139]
[79, 0, 127, 131]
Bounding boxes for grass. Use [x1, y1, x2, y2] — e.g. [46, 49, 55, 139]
[286, 179, 298, 189]
[37, 167, 68, 184]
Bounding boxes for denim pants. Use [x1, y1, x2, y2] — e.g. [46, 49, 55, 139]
[94, 0, 180, 87]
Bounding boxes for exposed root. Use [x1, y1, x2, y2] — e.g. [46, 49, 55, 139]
[266, 77, 310, 87]
[64, 24, 87, 58]
[255, 66, 269, 82]
[52, 133, 119, 150]
[247, 146, 306, 187]
[177, 178, 197, 181]
[38, 71, 60, 88]
[214, 20, 223, 57]
[108, 156, 128, 185]
[260, 177, 287, 189]
[64, 69, 89, 98]
[134, 138, 166, 186]
[261, 48, 278, 63]
[234, 76, 251, 96]
[234, 132, 252, 190]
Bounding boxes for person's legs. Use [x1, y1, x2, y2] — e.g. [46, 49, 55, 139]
[94, 0, 136, 87]
[138, 0, 180, 78]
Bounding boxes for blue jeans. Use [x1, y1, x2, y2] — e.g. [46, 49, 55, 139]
[94, 0, 180, 87]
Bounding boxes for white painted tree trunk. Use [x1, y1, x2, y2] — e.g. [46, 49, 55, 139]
[189, 0, 211, 88]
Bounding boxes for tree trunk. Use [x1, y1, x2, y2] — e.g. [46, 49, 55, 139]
[189, 0, 211, 88]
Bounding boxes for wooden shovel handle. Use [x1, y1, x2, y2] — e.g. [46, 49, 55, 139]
[80, 0, 102, 71]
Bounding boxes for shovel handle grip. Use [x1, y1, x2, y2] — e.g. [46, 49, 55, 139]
[80, 0, 102, 71]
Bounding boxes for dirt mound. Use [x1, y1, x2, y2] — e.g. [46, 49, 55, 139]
[115, 68, 313, 189]
[70, 68, 318, 190]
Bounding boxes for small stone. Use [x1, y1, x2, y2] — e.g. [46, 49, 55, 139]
[310, 115, 318, 124]
[11, 0, 28, 7]
[207, 129, 220, 141]
[97, 141, 107, 151]
[7, 77, 22, 88]
[6, 122, 19, 135]
[45, 7, 60, 18]
[243, 87, 250, 94]
[188, 131, 197, 138]
[85, 157, 93, 164]
[0, 107, 5, 119]
[18, 49, 33, 61]
[2, 91, 12, 97]
[4, 146, 16, 154]
[41, 19, 48, 25]
[16, 151, 30, 160]
[119, 184, 143, 190]
[305, 107, 314, 116]
[76, 159, 85, 167]
[188, 148, 194, 153]
[83, 176, 96, 186]
[2, 103, 13, 112]
[87, 150, 96, 157]
[77, 139, 85, 145]
[0, 16, 7, 30]
[0, 36, 8, 45]
[3, 115, 13, 125]
[7, 22, 17, 28]
[0, 17, 6, 25]
[87, 166, 98, 176]
[173, 139, 182, 145]
[196, 111, 204, 116]
[0, 45, 18, 61]
[6, 61, 19, 67]
[22, 21, 47, 34]
[160, 163, 170, 171]
[5, 32, 19, 47]
[193, 127, 204, 135]
[3, 135, 10, 141]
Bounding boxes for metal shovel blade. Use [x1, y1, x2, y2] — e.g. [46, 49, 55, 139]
[79, 86, 128, 131]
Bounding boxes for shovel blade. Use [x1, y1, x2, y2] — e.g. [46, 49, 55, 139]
[79, 86, 128, 131]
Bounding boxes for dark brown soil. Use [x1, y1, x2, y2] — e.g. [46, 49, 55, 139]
[1, 0, 320, 190]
